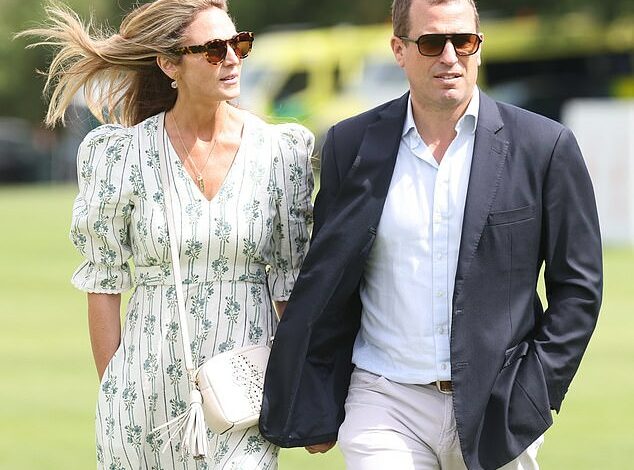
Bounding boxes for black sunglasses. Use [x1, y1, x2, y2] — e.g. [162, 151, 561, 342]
[398, 33, 482, 57]
[173, 31, 254, 64]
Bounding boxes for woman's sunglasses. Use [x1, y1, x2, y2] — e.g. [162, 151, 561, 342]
[173, 31, 254, 64]
[398, 33, 482, 57]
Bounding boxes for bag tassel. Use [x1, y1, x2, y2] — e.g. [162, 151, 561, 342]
[152, 389, 209, 459]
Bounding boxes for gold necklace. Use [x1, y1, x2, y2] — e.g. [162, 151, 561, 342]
[170, 110, 224, 194]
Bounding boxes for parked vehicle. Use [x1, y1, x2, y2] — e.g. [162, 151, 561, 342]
[239, 24, 407, 142]
[0, 118, 44, 182]
[240, 14, 634, 141]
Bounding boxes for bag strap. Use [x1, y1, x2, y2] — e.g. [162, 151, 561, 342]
[151, 113, 210, 459]
[156, 112, 197, 382]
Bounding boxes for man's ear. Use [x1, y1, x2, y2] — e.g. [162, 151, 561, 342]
[156, 55, 178, 81]
[476, 33, 483, 66]
[391, 36, 406, 68]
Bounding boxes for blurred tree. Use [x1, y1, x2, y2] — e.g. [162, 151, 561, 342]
[227, 0, 393, 31]
[478, 0, 633, 21]
[37, 0, 634, 37]
[106, 0, 395, 31]
[4, 0, 110, 124]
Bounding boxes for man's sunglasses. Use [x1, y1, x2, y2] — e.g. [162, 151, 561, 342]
[398, 33, 482, 57]
[173, 31, 254, 64]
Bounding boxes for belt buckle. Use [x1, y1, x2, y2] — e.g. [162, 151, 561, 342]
[435, 380, 452, 394]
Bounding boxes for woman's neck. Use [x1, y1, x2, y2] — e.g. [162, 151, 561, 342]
[169, 99, 226, 140]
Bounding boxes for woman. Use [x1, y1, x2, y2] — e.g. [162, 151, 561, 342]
[21, 1, 314, 468]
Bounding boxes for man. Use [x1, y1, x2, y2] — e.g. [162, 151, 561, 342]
[260, 0, 603, 468]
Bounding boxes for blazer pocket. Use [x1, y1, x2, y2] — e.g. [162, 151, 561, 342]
[487, 204, 535, 226]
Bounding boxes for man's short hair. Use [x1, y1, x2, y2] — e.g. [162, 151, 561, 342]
[391, 0, 481, 37]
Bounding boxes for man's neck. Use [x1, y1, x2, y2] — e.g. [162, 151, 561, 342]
[409, 94, 473, 164]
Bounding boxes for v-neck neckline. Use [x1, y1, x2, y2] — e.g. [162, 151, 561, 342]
[162, 111, 248, 204]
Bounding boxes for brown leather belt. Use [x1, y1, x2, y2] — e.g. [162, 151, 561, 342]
[429, 380, 453, 394]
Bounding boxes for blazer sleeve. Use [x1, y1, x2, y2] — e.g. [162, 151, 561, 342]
[535, 126, 603, 411]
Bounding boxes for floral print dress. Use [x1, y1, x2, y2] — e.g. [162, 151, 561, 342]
[70, 112, 314, 470]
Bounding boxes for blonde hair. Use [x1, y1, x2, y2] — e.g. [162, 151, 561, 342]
[18, 0, 228, 127]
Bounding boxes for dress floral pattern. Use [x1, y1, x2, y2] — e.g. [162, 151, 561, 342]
[70, 111, 314, 470]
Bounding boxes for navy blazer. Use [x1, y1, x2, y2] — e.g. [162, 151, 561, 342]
[260, 91, 603, 470]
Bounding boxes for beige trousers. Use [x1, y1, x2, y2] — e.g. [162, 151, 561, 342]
[338, 368, 543, 470]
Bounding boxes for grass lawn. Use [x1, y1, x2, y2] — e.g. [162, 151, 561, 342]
[0, 184, 631, 469]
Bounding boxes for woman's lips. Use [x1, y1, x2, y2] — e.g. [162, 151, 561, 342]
[220, 74, 239, 85]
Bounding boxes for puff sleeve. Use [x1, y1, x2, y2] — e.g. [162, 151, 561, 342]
[267, 124, 315, 301]
[69, 125, 135, 293]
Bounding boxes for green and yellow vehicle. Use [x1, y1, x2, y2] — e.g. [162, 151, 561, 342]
[240, 14, 634, 141]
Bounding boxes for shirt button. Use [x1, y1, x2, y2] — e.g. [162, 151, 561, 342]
[441, 363, 448, 371]
[436, 290, 444, 297]
[437, 326, 445, 334]
[436, 252, 443, 260]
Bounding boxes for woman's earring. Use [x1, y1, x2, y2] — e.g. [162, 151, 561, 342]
[171, 80, 178, 89]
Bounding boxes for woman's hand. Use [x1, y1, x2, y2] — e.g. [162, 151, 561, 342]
[273, 300, 287, 319]
[305, 441, 336, 454]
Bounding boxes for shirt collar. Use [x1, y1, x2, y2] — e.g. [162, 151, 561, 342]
[457, 87, 479, 134]
[402, 86, 480, 138]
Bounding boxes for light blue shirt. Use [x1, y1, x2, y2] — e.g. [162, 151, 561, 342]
[352, 89, 480, 384]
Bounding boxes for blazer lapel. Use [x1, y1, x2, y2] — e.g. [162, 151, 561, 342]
[454, 92, 509, 296]
[338, 94, 408, 213]
[291, 93, 408, 318]
[325, 93, 408, 241]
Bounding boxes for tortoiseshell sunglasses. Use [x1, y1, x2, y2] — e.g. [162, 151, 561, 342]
[173, 31, 254, 64]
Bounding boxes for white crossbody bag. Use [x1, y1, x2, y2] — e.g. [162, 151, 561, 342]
[152, 113, 271, 459]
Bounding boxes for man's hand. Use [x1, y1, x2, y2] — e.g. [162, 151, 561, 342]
[305, 441, 336, 454]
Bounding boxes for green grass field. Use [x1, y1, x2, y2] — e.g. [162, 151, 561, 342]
[0, 184, 632, 469]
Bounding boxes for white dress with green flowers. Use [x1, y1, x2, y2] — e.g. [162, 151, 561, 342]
[70, 112, 314, 470]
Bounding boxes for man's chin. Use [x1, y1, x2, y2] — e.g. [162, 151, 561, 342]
[436, 87, 472, 107]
